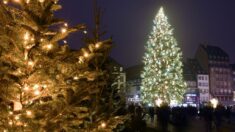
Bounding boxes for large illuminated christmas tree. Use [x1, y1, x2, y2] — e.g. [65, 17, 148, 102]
[141, 7, 186, 105]
[0, 0, 127, 131]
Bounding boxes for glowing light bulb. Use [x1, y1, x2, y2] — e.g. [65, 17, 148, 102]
[26, 110, 32, 116]
[63, 40, 67, 44]
[95, 43, 101, 48]
[24, 32, 30, 41]
[25, 45, 31, 50]
[33, 84, 39, 90]
[155, 98, 163, 107]
[9, 121, 13, 125]
[46, 44, 53, 50]
[15, 115, 20, 120]
[16, 121, 23, 126]
[210, 98, 218, 108]
[101, 122, 106, 128]
[28, 61, 34, 67]
[34, 90, 40, 95]
[14, 0, 20, 3]
[84, 52, 89, 58]
[61, 28, 67, 33]
[73, 76, 78, 80]
[9, 111, 13, 115]
[42, 84, 47, 88]
[24, 85, 29, 91]
[26, 0, 30, 3]
[83, 30, 87, 34]
[64, 23, 68, 27]
[3, 0, 8, 4]
[39, 0, 44, 3]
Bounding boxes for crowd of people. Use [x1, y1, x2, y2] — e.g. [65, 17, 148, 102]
[124, 103, 233, 132]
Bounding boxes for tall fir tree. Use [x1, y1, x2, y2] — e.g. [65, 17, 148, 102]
[80, 1, 128, 130]
[141, 7, 186, 105]
[0, 0, 88, 131]
[0, 0, 127, 131]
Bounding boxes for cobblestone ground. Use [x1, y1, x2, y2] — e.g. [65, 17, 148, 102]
[145, 114, 235, 132]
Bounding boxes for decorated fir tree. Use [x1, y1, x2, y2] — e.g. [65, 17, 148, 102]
[141, 7, 186, 105]
[80, 1, 128, 130]
[0, 0, 87, 131]
[0, 0, 127, 131]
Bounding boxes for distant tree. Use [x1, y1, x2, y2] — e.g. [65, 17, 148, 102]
[141, 7, 186, 105]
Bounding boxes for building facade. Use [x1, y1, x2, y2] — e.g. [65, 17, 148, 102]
[186, 59, 211, 104]
[230, 64, 235, 101]
[125, 65, 143, 104]
[197, 74, 210, 103]
[112, 67, 126, 94]
[183, 62, 199, 106]
[195, 45, 233, 104]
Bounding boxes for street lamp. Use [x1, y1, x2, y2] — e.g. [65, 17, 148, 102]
[155, 98, 163, 107]
[210, 98, 218, 108]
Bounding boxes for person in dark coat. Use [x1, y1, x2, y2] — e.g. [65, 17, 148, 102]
[156, 103, 170, 132]
[214, 105, 223, 131]
[149, 106, 155, 123]
[202, 105, 214, 132]
[225, 106, 231, 124]
[128, 103, 135, 114]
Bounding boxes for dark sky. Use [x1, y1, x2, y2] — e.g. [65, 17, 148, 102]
[57, 0, 235, 68]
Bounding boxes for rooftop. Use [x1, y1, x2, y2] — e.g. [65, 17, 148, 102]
[201, 45, 229, 61]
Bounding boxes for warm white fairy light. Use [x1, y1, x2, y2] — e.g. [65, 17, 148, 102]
[84, 52, 89, 58]
[26, 0, 30, 4]
[9, 111, 13, 115]
[14, 0, 20, 3]
[15, 115, 20, 120]
[39, 0, 45, 3]
[34, 90, 40, 95]
[3, 0, 8, 4]
[16, 121, 23, 126]
[95, 42, 101, 48]
[25, 45, 31, 50]
[155, 98, 163, 107]
[46, 44, 53, 50]
[61, 28, 67, 33]
[24, 32, 30, 41]
[42, 84, 47, 88]
[64, 23, 68, 27]
[210, 98, 218, 108]
[14, 101, 22, 111]
[28, 61, 34, 67]
[83, 30, 87, 34]
[24, 85, 29, 91]
[63, 40, 67, 44]
[101, 122, 106, 128]
[73, 76, 79, 80]
[26, 110, 32, 116]
[33, 84, 39, 90]
[9, 121, 13, 125]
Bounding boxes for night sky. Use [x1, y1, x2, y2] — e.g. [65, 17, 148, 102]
[57, 0, 235, 68]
